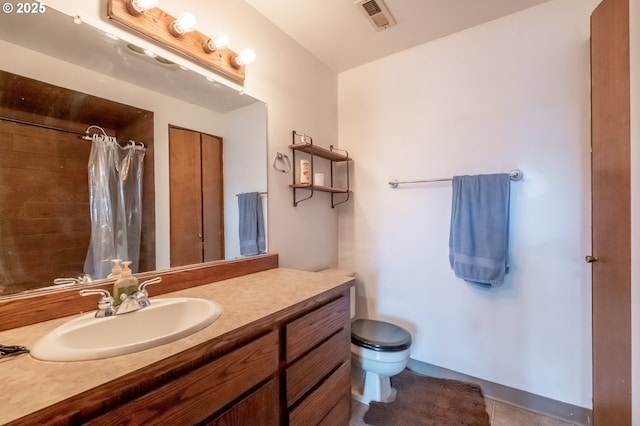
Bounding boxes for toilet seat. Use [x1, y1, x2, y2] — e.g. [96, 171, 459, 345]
[351, 319, 411, 352]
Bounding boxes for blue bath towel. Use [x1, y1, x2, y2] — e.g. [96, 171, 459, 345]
[448, 173, 511, 285]
[237, 192, 266, 256]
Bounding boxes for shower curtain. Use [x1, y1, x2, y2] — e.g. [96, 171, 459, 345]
[84, 134, 146, 280]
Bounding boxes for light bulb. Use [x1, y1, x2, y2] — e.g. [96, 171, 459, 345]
[170, 12, 197, 36]
[203, 32, 230, 53]
[127, 0, 158, 15]
[233, 48, 256, 67]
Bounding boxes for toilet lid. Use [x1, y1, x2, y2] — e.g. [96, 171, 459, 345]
[351, 319, 412, 352]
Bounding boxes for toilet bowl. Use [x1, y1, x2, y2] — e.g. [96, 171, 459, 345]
[351, 318, 412, 404]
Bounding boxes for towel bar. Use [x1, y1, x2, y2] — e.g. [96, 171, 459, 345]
[389, 169, 523, 188]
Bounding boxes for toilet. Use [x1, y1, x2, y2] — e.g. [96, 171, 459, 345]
[317, 269, 412, 404]
[351, 318, 412, 404]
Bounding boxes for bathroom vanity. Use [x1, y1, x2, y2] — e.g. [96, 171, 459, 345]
[0, 263, 354, 425]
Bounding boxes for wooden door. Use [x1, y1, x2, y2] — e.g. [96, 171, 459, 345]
[590, 0, 631, 424]
[169, 127, 224, 267]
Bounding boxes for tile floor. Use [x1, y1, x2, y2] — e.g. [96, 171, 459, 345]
[350, 397, 578, 426]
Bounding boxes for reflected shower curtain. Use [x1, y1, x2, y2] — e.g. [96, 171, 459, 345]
[84, 134, 146, 279]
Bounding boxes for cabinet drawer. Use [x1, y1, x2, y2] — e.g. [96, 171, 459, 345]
[289, 361, 351, 426]
[286, 295, 349, 363]
[86, 330, 279, 425]
[286, 327, 349, 407]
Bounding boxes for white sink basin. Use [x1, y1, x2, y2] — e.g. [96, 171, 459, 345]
[31, 298, 222, 362]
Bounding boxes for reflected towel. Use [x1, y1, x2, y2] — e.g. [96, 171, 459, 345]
[448, 174, 511, 285]
[238, 192, 266, 256]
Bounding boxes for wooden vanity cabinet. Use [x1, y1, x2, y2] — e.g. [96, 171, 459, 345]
[8, 286, 352, 426]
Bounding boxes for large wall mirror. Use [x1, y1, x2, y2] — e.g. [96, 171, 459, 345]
[0, 8, 268, 298]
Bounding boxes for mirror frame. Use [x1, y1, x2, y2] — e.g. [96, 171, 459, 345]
[0, 254, 278, 331]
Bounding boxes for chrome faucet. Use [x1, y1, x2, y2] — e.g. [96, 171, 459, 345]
[115, 292, 144, 315]
[79, 277, 162, 317]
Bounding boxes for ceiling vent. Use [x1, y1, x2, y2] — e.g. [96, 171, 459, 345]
[354, 0, 396, 31]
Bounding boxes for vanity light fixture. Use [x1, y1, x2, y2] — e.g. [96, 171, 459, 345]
[126, 0, 158, 15]
[169, 12, 197, 36]
[203, 32, 230, 53]
[108, 0, 253, 83]
[233, 48, 256, 68]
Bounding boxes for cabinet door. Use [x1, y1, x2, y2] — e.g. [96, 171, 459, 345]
[206, 379, 279, 426]
[85, 331, 279, 425]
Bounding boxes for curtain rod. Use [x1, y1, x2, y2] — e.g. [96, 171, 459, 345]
[389, 169, 523, 188]
[0, 116, 92, 139]
[0, 117, 144, 146]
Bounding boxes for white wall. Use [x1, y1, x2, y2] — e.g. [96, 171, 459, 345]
[338, 0, 598, 408]
[33, 0, 340, 272]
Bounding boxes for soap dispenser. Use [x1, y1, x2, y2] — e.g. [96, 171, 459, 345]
[107, 259, 123, 280]
[112, 261, 138, 306]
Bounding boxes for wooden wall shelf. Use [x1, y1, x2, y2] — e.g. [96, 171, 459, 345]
[288, 143, 350, 162]
[288, 131, 352, 207]
[290, 183, 349, 193]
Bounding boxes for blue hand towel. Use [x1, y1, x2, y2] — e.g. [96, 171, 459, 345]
[237, 192, 266, 256]
[448, 173, 511, 286]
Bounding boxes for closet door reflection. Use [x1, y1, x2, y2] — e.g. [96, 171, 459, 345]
[169, 126, 224, 267]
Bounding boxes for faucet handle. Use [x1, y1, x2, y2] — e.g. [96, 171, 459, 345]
[138, 277, 162, 293]
[80, 289, 115, 317]
[135, 277, 162, 308]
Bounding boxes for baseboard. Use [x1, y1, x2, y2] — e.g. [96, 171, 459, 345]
[407, 359, 592, 426]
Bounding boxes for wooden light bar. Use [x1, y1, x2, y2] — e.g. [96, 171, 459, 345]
[107, 0, 246, 83]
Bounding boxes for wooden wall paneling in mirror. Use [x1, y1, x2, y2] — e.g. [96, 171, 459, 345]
[0, 71, 155, 295]
[0, 121, 93, 293]
[169, 126, 224, 267]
